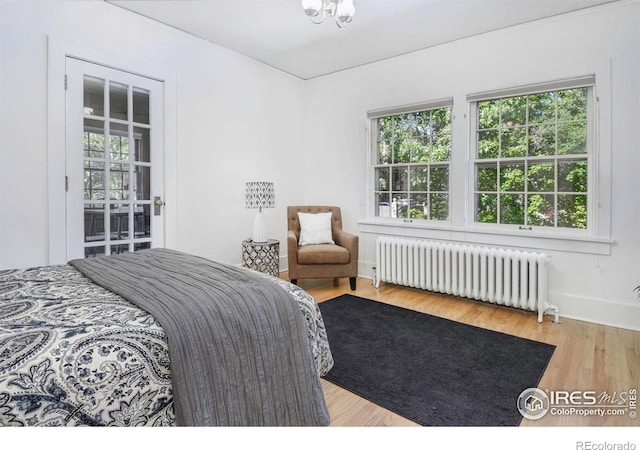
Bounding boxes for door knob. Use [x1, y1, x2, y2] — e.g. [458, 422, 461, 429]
[154, 196, 164, 215]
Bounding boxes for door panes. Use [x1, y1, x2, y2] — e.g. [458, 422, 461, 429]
[109, 204, 129, 241]
[84, 77, 104, 117]
[134, 204, 151, 238]
[133, 88, 150, 124]
[109, 163, 130, 200]
[81, 74, 154, 257]
[84, 119, 105, 157]
[109, 82, 128, 120]
[109, 123, 129, 160]
[84, 204, 105, 242]
[134, 166, 150, 200]
[134, 127, 150, 162]
[84, 161, 105, 200]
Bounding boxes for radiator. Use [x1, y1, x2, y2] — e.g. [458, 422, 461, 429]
[374, 236, 559, 323]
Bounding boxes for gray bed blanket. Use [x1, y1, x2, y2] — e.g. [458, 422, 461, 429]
[69, 248, 329, 426]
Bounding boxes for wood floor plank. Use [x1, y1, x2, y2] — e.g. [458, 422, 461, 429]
[290, 275, 640, 427]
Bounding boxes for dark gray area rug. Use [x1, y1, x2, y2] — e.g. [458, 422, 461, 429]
[319, 294, 555, 426]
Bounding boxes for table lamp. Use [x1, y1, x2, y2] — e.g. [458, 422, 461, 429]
[245, 181, 274, 243]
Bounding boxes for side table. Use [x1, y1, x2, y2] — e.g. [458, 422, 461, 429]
[242, 239, 280, 278]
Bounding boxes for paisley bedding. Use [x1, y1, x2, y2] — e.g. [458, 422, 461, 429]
[0, 261, 333, 426]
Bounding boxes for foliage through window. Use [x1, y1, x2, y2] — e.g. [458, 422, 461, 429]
[473, 87, 589, 229]
[372, 105, 452, 221]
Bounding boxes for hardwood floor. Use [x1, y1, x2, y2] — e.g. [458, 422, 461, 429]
[290, 275, 640, 428]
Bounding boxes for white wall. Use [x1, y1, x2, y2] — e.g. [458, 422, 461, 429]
[0, 1, 306, 269]
[301, 1, 640, 330]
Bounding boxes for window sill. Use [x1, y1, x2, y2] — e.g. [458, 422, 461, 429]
[358, 219, 614, 255]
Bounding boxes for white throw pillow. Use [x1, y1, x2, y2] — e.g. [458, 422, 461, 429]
[298, 212, 335, 246]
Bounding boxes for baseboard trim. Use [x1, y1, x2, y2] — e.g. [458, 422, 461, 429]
[359, 262, 640, 332]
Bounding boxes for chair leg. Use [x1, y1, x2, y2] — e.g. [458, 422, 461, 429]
[349, 277, 356, 290]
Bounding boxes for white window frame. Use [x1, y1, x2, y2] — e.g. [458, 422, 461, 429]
[367, 98, 454, 224]
[466, 75, 596, 238]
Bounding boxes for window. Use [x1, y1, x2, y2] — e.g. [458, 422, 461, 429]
[469, 78, 593, 231]
[370, 100, 452, 221]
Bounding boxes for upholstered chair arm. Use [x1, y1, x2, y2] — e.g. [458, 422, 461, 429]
[334, 230, 359, 258]
[287, 230, 299, 265]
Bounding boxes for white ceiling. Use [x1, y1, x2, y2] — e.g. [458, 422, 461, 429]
[106, 0, 619, 80]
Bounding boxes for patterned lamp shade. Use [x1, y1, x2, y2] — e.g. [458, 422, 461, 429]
[245, 182, 275, 210]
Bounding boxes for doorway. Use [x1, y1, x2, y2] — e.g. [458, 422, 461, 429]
[65, 58, 165, 259]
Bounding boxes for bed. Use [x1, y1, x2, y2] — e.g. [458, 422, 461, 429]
[0, 248, 333, 426]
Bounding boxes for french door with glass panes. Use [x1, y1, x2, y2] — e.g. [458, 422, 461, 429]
[66, 58, 165, 259]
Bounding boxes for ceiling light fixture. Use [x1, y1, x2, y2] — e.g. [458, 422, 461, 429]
[301, 0, 355, 29]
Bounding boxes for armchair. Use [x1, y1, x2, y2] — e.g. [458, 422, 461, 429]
[287, 206, 358, 290]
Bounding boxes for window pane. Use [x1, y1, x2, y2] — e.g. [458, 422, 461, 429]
[84, 119, 105, 158]
[476, 193, 497, 223]
[392, 166, 408, 191]
[134, 127, 151, 163]
[528, 124, 556, 156]
[110, 123, 129, 161]
[85, 245, 105, 258]
[501, 96, 526, 126]
[412, 136, 430, 162]
[500, 163, 525, 192]
[501, 126, 526, 158]
[376, 192, 391, 217]
[430, 166, 449, 192]
[557, 194, 587, 229]
[84, 76, 104, 117]
[527, 194, 555, 227]
[84, 204, 104, 242]
[393, 138, 411, 163]
[558, 160, 587, 193]
[478, 130, 499, 159]
[415, 111, 430, 136]
[500, 194, 525, 225]
[377, 140, 392, 164]
[111, 243, 130, 254]
[134, 241, 152, 252]
[84, 161, 105, 200]
[133, 87, 150, 124]
[378, 117, 393, 139]
[430, 193, 449, 220]
[110, 204, 130, 241]
[410, 166, 428, 191]
[393, 195, 409, 219]
[134, 166, 151, 201]
[109, 82, 128, 120]
[477, 163, 497, 191]
[431, 108, 452, 136]
[558, 121, 587, 155]
[432, 134, 451, 162]
[557, 88, 587, 122]
[397, 113, 417, 136]
[134, 204, 151, 238]
[478, 100, 499, 129]
[408, 193, 428, 219]
[375, 167, 389, 191]
[527, 162, 555, 192]
[528, 92, 556, 124]
[109, 163, 130, 200]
